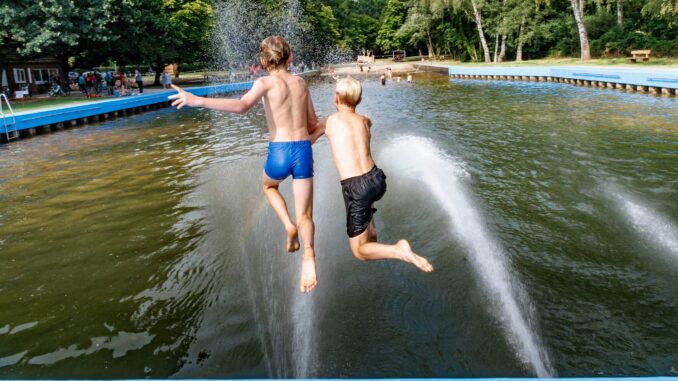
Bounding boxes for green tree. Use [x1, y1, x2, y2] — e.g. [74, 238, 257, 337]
[377, 0, 408, 52]
[0, 0, 123, 70]
[123, 0, 214, 84]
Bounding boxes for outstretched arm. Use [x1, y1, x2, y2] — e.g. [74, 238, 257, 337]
[306, 91, 319, 135]
[168, 80, 267, 113]
[310, 118, 327, 144]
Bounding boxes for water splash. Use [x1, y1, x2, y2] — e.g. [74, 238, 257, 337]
[210, 0, 351, 71]
[380, 136, 555, 377]
[614, 192, 678, 258]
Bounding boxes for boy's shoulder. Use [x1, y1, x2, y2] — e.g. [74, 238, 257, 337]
[327, 111, 371, 127]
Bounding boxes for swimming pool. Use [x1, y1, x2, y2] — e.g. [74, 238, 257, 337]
[0, 74, 676, 377]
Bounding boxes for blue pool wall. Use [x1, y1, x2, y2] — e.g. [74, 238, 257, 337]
[1, 81, 253, 134]
[443, 65, 678, 89]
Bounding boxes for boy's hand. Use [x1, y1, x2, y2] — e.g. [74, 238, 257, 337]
[310, 118, 327, 144]
[168, 84, 200, 109]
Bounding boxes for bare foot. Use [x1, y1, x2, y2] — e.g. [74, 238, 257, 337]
[300, 249, 318, 293]
[286, 225, 300, 253]
[397, 240, 434, 272]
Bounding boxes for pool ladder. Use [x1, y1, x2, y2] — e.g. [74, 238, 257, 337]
[0, 93, 18, 142]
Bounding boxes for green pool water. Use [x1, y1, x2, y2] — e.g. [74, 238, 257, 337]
[0, 75, 676, 378]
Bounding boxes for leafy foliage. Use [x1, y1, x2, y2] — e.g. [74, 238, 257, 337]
[2, 0, 676, 70]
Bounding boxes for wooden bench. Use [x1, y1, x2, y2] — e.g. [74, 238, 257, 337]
[629, 50, 651, 63]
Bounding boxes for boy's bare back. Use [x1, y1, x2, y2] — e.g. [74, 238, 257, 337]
[257, 73, 317, 141]
[325, 111, 375, 180]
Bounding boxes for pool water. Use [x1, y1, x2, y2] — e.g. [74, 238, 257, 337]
[0, 75, 676, 377]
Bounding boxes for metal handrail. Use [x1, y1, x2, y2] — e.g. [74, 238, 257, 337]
[0, 93, 18, 141]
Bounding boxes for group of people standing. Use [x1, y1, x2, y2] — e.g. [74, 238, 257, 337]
[77, 70, 146, 97]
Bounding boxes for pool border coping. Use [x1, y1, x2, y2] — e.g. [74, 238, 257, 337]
[415, 64, 678, 96]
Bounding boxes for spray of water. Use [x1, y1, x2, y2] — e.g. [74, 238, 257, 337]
[210, 0, 351, 71]
[380, 136, 555, 377]
[207, 2, 354, 376]
[614, 192, 678, 258]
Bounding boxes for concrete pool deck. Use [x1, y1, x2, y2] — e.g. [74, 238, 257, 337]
[416, 64, 678, 96]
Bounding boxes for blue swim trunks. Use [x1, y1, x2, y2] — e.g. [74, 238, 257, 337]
[264, 140, 313, 180]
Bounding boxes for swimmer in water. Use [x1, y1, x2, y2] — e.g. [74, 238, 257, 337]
[169, 36, 320, 293]
[380, 74, 386, 86]
[310, 78, 434, 272]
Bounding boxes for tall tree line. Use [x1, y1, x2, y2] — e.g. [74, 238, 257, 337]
[1, 0, 213, 83]
[309, 0, 677, 61]
[2, 0, 676, 69]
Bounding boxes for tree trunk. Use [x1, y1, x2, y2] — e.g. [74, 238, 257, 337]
[617, 0, 623, 26]
[427, 30, 435, 58]
[570, 0, 591, 60]
[516, 16, 525, 62]
[471, 0, 491, 63]
[493, 35, 499, 63]
[498, 35, 507, 63]
[154, 64, 163, 86]
[579, 0, 584, 18]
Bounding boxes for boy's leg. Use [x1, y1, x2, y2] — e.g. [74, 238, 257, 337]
[292, 178, 317, 293]
[367, 219, 377, 242]
[348, 230, 434, 272]
[261, 171, 299, 252]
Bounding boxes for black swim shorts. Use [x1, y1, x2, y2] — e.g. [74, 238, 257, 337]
[341, 166, 387, 238]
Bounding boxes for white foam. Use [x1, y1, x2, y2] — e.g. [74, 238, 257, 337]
[380, 136, 554, 377]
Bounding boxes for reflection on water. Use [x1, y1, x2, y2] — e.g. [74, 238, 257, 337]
[0, 76, 677, 377]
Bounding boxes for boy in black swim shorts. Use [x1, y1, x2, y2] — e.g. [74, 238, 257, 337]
[311, 78, 433, 272]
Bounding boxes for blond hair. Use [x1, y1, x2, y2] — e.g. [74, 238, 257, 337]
[335, 77, 362, 107]
[259, 36, 291, 70]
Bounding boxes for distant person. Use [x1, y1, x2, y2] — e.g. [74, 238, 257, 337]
[168, 36, 320, 293]
[386, 67, 392, 79]
[407, 73, 413, 83]
[396, 76, 401, 83]
[105, 71, 114, 95]
[119, 72, 126, 90]
[380, 74, 386, 86]
[309, 78, 433, 272]
[135, 70, 144, 93]
[95, 72, 103, 95]
[78, 74, 86, 94]
[114, 72, 122, 90]
[162, 72, 172, 89]
[61, 77, 71, 95]
[86, 72, 95, 97]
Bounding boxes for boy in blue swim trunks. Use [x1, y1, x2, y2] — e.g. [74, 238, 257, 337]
[169, 36, 319, 293]
[311, 78, 433, 272]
